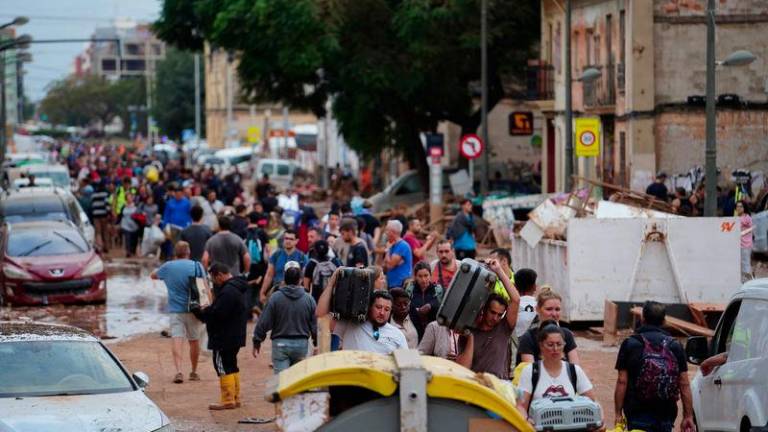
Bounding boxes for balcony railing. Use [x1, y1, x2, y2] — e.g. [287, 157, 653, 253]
[526, 60, 555, 101]
[617, 62, 625, 93]
[583, 64, 616, 108]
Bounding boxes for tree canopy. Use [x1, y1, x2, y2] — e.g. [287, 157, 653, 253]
[152, 47, 204, 140]
[155, 0, 539, 177]
[39, 75, 144, 135]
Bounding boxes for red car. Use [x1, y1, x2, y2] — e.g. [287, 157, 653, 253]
[1, 220, 106, 306]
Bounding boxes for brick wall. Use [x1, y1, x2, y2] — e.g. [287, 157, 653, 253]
[656, 109, 768, 176]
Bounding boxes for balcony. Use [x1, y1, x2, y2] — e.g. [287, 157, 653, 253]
[582, 64, 616, 108]
[526, 60, 554, 101]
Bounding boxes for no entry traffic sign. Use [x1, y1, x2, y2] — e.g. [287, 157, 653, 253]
[459, 134, 484, 160]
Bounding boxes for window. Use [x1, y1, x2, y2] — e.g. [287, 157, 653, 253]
[730, 299, 768, 362]
[7, 229, 88, 257]
[714, 300, 742, 355]
[123, 59, 146, 72]
[586, 30, 594, 65]
[0, 341, 133, 397]
[261, 164, 275, 175]
[277, 164, 291, 176]
[101, 59, 116, 72]
[619, 10, 626, 64]
[125, 43, 141, 56]
[152, 43, 162, 56]
[396, 175, 422, 196]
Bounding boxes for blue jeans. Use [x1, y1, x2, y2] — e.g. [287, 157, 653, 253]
[627, 413, 674, 432]
[271, 338, 309, 374]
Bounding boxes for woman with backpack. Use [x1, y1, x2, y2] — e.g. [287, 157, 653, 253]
[405, 262, 443, 341]
[303, 240, 337, 303]
[516, 324, 601, 426]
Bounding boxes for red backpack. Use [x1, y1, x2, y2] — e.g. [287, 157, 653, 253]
[632, 335, 681, 402]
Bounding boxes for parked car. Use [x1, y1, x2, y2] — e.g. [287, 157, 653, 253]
[0, 321, 171, 431]
[253, 158, 300, 192]
[686, 279, 768, 432]
[0, 187, 95, 246]
[8, 164, 72, 189]
[0, 220, 106, 306]
[368, 170, 455, 214]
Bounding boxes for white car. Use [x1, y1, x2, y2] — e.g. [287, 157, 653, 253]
[686, 279, 768, 432]
[0, 321, 172, 431]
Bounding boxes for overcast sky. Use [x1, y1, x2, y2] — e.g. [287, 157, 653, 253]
[3, 0, 161, 101]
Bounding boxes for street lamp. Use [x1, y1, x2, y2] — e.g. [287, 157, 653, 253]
[704, 0, 757, 216]
[0, 16, 28, 31]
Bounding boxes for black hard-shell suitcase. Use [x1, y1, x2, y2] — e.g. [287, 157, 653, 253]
[332, 267, 375, 322]
[436, 258, 497, 334]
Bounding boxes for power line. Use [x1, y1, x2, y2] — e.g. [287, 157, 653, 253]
[0, 13, 157, 23]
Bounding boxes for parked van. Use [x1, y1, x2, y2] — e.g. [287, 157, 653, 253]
[254, 159, 299, 192]
[215, 146, 256, 174]
[686, 279, 768, 432]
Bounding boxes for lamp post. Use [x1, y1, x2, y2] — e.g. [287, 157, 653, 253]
[0, 18, 30, 185]
[480, 0, 489, 194]
[704, 0, 756, 216]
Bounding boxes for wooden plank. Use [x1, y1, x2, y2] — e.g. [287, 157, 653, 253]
[688, 302, 726, 313]
[603, 300, 619, 346]
[630, 307, 714, 337]
[687, 305, 707, 328]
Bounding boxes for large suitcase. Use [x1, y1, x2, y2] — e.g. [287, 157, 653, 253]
[332, 267, 375, 322]
[436, 258, 497, 334]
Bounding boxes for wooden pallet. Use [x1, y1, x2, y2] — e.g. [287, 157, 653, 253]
[630, 307, 714, 337]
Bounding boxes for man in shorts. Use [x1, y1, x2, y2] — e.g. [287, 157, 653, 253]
[151, 241, 206, 383]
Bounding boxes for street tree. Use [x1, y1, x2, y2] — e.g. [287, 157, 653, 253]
[152, 47, 204, 140]
[154, 0, 538, 183]
[39, 75, 145, 135]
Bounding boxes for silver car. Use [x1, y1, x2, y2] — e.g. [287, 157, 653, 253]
[0, 321, 172, 432]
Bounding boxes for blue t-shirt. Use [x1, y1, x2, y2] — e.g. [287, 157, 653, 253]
[269, 249, 308, 284]
[386, 239, 413, 288]
[156, 259, 202, 313]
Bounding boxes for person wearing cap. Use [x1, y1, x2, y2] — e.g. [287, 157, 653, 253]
[252, 261, 317, 373]
[646, 172, 669, 202]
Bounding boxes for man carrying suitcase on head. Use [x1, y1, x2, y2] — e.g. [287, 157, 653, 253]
[316, 276, 408, 354]
[455, 259, 521, 380]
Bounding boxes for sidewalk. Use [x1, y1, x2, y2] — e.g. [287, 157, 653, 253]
[110, 322, 279, 432]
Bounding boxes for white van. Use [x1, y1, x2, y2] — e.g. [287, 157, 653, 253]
[254, 159, 298, 192]
[686, 279, 768, 432]
[215, 147, 256, 174]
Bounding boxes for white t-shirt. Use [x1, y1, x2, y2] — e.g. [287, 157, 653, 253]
[515, 295, 538, 337]
[333, 321, 408, 355]
[518, 361, 593, 400]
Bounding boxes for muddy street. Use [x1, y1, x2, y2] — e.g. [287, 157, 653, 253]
[0, 259, 168, 340]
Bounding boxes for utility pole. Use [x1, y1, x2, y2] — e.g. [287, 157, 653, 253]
[1, 51, 7, 184]
[225, 51, 234, 148]
[145, 37, 153, 145]
[194, 53, 201, 142]
[480, 0, 489, 195]
[564, 0, 574, 191]
[282, 106, 289, 158]
[704, 0, 717, 216]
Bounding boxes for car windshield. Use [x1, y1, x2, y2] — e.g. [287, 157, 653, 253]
[8, 229, 88, 257]
[33, 172, 70, 188]
[0, 341, 134, 398]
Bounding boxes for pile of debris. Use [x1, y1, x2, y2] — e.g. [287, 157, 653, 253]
[518, 177, 682, 248]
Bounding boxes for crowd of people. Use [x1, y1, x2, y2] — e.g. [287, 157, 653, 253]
[44, 140, 708, 430]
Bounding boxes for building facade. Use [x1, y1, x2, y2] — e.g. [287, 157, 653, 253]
[535, 0, 768, 193]
[203, 44, 318, 150]
[73, 19, 165, 82]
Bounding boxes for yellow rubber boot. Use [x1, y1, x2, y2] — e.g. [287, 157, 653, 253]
[233, 372, 242, 408]
[209, 373, 237, 410]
